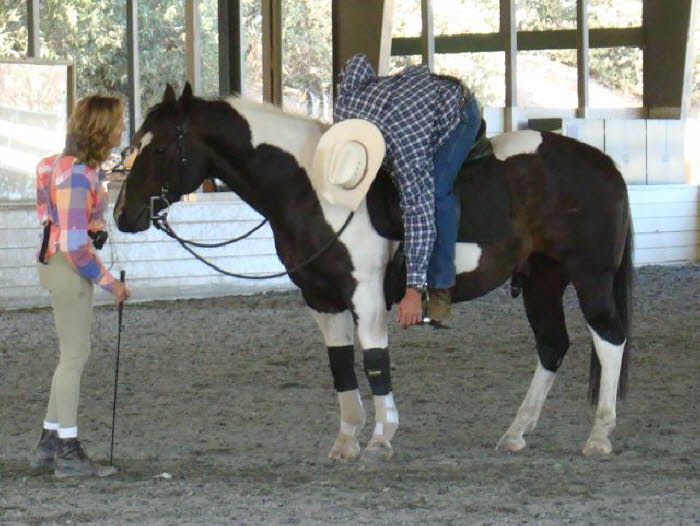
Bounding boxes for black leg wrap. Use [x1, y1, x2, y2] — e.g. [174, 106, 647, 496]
[327, 345, 358, 392]
[363, 347, 391, 396]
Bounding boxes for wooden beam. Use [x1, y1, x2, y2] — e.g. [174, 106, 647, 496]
[27, 0, 40, 58]
[218, 0, 242, 96]
[126, 0, 141, 137]
[185, 0, 202, 94]
[262, 0, 282, 105]
[391, 28, 643, 55]
[421, 0, 434, 70]
[577, 0, 590, 117]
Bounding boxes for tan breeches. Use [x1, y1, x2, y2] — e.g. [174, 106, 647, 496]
[38, 252, 94, 429]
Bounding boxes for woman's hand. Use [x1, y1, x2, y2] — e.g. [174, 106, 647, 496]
[110, 281, 131, 304]
[397, 287, 423, 329]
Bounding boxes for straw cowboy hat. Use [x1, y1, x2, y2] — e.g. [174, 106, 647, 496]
[310, 119, 386, 210]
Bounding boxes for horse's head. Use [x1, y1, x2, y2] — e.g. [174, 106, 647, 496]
[114, 83, 253, 232]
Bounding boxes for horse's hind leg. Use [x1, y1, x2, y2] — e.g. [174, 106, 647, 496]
[497, 256, 569, 452]
[310, 309, 365, 461]
[574, 273, 625, 455]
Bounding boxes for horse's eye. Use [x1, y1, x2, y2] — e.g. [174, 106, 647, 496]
[155, 146, 166, 154]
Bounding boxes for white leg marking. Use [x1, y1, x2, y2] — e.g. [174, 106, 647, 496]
[497, 360, 556, 452]
[310, 310, 353, 347]
[583, 325, 624, 456]
[454, 242, 482, 274]
[490, 130, 543, 161]
[353, 280, 389, 349]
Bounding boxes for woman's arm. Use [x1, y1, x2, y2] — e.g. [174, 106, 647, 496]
[55, 166, 116, 291]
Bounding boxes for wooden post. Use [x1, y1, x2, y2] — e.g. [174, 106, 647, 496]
[577, 0, 590, 118]
[186, 0, 203, 95]
[126, 0, 141, 137]
[501, 0, 517, 131]
[421, 0, 434, 71]
[262, 0, 282, 105]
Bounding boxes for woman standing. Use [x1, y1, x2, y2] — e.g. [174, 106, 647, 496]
[30, 95, 131, 478]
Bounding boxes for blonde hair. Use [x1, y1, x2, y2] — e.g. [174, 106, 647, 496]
[64, 95, 123, 168]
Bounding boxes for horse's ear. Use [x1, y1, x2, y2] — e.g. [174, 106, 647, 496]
[178, 82, 194, 110]
[162, 84, 176, 104]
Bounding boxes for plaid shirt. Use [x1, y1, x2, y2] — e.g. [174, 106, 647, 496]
[334, 54, 470, 287]
[36, 154, 115, 291]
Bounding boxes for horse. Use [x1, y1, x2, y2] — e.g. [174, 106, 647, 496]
[114, 83, 632, 460]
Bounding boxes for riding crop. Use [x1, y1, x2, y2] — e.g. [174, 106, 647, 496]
[109, 270, 126, 465]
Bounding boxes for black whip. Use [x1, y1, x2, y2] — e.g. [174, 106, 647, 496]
[109, 270, 126, 465]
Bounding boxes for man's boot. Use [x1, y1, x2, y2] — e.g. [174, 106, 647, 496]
[28, 428, 59, 474]
[427, 287, 452, 325]
[55, 438, 118, 479]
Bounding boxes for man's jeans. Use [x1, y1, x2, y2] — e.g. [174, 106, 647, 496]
[427, 97, 481, 289]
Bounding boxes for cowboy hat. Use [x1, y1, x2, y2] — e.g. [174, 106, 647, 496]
[310, 119, 386, 210]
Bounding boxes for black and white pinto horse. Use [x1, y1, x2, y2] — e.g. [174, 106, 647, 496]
[115, 84, 632, 460]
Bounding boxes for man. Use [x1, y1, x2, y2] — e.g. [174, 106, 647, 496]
[334, 54, 481, 327]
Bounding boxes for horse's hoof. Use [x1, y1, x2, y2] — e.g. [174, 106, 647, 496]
[582, 438, 612, 456]
[328, 436, 361, 461]
[328, 436, 360, 462]
[362, 439, 394, 462]
[496, 434, 526, 452]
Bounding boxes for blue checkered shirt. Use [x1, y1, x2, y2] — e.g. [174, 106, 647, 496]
[334, 54, 470, 288]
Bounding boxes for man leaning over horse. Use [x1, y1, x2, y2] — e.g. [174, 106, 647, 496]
[333, 54, 482, 327]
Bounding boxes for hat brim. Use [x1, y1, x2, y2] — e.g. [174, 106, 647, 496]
[310, 119, 386, 210]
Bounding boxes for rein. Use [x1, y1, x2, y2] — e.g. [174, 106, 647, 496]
[135, 119, 355, 280]
[151, 202, 354, 280]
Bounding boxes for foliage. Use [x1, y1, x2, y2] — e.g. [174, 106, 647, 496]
[0, 0, 693, 115]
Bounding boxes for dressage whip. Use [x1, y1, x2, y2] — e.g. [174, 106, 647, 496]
[109, 270, 126, 465]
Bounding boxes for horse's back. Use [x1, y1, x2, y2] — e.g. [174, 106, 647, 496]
[504, 131, 630, 271]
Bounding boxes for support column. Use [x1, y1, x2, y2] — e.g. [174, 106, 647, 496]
[27, 0, 40, 58]
[643, 0, 697, 118]
[500, 0, 517, 131]
[421, 0, 434, 70]
[186, 0, 202, 95]
[332, 0, 394, 97]
[126, 0, 141, 137]
[218, 0, 242, 96]
[262, 0, 282, 105]
[577, 0, 590, 118]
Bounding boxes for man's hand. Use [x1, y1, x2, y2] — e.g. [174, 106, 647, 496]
[397, 287, 423, 329]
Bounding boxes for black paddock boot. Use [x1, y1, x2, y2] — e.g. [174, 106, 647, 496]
[55, 438, 118, 479]
[28, 429, 59, 474]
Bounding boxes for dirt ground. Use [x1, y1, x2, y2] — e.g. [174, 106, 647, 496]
[1, 264, 698, 525]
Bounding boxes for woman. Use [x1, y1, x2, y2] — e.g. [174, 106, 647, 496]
[30, 95, 131, 478]
[334, 54, 482, 328]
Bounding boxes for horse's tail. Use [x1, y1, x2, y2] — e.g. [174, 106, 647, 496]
[589, 215, 634, 404]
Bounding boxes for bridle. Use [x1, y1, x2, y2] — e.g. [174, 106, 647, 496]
[122, 118, 355, 280]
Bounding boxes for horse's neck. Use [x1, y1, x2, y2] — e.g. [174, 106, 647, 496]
[225, 97, 327, 175]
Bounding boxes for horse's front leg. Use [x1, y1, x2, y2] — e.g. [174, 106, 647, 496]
[353, 280, 397, 461]
[310, 309, 365, 461]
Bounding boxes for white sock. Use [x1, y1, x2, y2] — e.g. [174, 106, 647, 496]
[43, 421, 59, 431]
[58, 426, 78, 439]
